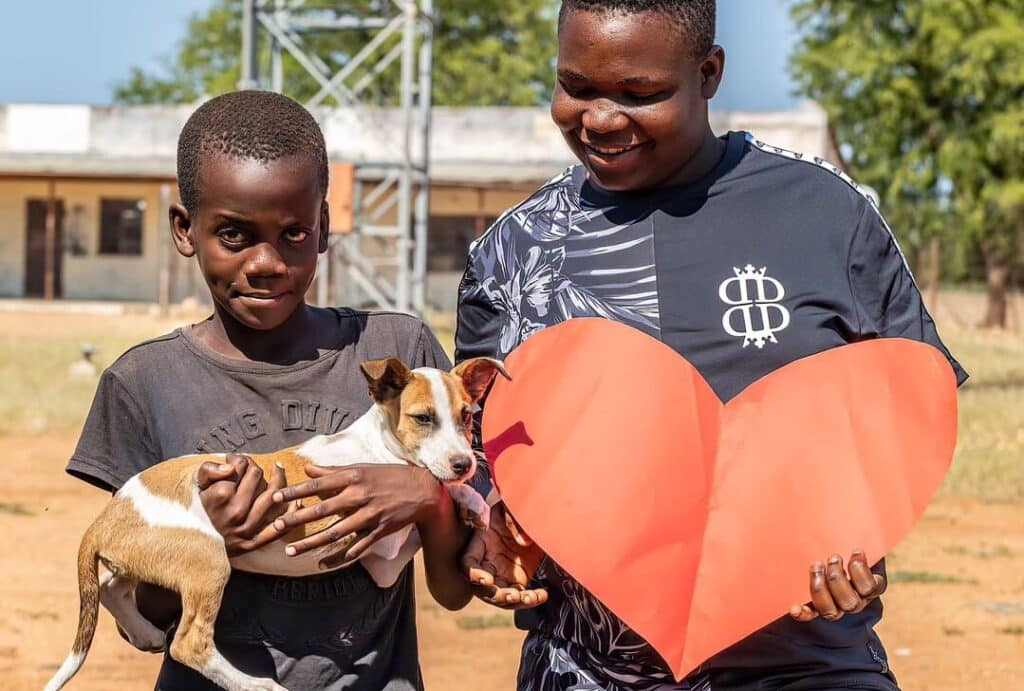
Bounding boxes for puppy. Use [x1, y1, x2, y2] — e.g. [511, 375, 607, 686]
[45, 357, 507, 691]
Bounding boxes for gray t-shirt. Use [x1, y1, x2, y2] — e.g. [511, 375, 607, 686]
[68, 307, 451, 691]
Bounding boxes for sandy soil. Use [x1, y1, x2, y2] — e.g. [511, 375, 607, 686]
[2, 433, 1020, 691]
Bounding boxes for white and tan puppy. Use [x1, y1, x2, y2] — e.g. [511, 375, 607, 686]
[46, 356, 507, 691]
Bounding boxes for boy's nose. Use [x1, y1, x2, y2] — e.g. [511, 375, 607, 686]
[581, 103, 630, 134]
[244, 244, 288, 276]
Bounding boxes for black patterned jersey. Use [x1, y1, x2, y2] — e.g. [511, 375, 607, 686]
[455, 131, 966, 691]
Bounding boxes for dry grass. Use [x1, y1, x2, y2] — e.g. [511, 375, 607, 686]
[939, 327, 1024, 500]
[0, 303, 1020, 500]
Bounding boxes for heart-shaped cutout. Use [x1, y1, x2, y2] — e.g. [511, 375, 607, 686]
[483, 318, 957, 680]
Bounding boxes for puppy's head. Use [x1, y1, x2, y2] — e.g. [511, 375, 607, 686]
[360, 357, 510, 483]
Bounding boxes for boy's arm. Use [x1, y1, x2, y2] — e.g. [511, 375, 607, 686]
[847, 201, 968, 384]
[791, 201, 967, 623]
[67, 369, 161, 492]
[417, 484, 473, 610]
[454, 260, 549, 610]
[68, 369, 183, 647]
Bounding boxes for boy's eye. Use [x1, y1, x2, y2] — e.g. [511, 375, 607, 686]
[217, 227, 247, 246]
[283, 227, 311, 243]
[560, 81, 591, 99]
[410, 413, 434, 427]
[626, 91, 666, 103]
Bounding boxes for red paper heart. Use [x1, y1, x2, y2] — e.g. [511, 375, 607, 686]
[483, 318, 957, 680]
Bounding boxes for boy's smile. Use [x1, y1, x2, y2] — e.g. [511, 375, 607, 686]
[551, 9, 725, 192]
[170, 153, 328, 335]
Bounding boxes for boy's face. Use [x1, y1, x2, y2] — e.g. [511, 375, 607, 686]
[171, 153, 328, 331]
[551, 9, 723, 191]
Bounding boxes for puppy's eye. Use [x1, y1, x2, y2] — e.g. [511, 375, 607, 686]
[460, 409, 473, 428]
[411, 413, 434, 426]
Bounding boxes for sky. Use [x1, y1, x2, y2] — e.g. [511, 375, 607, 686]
[0, 0, 801, 111]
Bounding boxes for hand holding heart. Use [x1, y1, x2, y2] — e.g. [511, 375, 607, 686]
[482, 318, 956, 679]
[462, 502, 548, 610]
[791, 550, 887, 622]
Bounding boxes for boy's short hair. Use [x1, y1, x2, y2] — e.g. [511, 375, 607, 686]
[177, 90, 329, 213]
[558, 0, 716, 58]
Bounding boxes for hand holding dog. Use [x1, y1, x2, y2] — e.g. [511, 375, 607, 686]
[462, 502, 548, 610]
[271, 463, 445, 569]
[789, 550, 887, 622]
[198, 452, 295, 557]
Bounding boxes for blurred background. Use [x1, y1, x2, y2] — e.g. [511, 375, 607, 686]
[0, 1, 1020, 690]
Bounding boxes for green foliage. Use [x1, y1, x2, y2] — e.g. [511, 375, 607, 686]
[789, 0, 1024, 279]
[113, 0, 557, 107]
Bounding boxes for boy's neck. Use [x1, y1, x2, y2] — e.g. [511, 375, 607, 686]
[654, 127, 727, 190]
[197, 302, 328, 365]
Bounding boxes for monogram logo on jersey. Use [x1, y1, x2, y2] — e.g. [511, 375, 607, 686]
[719, 265, 791, 348]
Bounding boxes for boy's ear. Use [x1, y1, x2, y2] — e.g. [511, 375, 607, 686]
[699, 45, 725, 100]
[318, 200, 330, 253]
[361, 357, 413, 403]
[169, 203, 196, 258]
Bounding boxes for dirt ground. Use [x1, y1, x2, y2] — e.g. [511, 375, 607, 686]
[2, 433, 1021, 691]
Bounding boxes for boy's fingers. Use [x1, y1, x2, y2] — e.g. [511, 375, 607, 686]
[224, 453, 251, 478]
[825, 554, 865, 613]
[789, 603, 818, 622]
[238, 515, 292, 552]
[504, 511, 533, 547]
[317, 527, 386, 569]
[268, 463, 288, 489]
[284, 519, 359, 557]
[479, 586, 548, 610]
[237, 466, 290, 538]
[304, 464, 342, 478]
[340, 526, 389, 563]
[466, 565, 495, 588]
[848, 551, 881, 599]
[460, 535, 492, 583]
[484, 552, 529, 588]
[809, 562, 842, 621]
[274, 472, 345, 503]
[275, 493, 365, 535]
[234, 461, 266, 502]
[196, 461, 237, 490]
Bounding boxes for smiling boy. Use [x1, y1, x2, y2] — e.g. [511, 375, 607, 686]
[67, 90, 471, 690]
[456, 1, 966, 690]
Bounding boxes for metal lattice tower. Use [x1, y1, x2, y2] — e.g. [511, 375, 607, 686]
[240, 0, 434, 314]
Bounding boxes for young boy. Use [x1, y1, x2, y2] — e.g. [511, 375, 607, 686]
[456, 1, 967, 690]
[67, 90, 471, 690]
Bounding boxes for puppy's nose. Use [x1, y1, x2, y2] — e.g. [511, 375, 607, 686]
[450, 454, 473, 478]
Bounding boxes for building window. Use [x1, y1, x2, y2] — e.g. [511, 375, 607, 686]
[99, 199, 144, 255]
[428, 215, 496, 271]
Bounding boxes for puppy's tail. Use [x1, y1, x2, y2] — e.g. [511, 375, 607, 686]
[44, 526, 101, 691]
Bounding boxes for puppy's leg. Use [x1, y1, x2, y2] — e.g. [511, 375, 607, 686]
[98, 570, 166, 652]
[168, 544, 285, 691]
[447, 484, 490, 529]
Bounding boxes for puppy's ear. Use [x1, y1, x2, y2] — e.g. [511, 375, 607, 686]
[452, 358, 511, 403]
[361, 358, 413, 402]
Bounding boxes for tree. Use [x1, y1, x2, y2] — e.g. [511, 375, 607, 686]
[790, 0, 1024, 328]
[113, 0, 557, 107]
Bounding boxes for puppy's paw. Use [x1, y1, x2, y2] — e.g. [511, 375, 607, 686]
[118, 622, 166, 653]
[447, 484, 490, 529]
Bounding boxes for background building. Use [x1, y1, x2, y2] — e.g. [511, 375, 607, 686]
[0, 101, 836, 309]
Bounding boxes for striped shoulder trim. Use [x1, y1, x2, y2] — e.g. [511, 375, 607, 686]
[745, 133, 915, 282]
